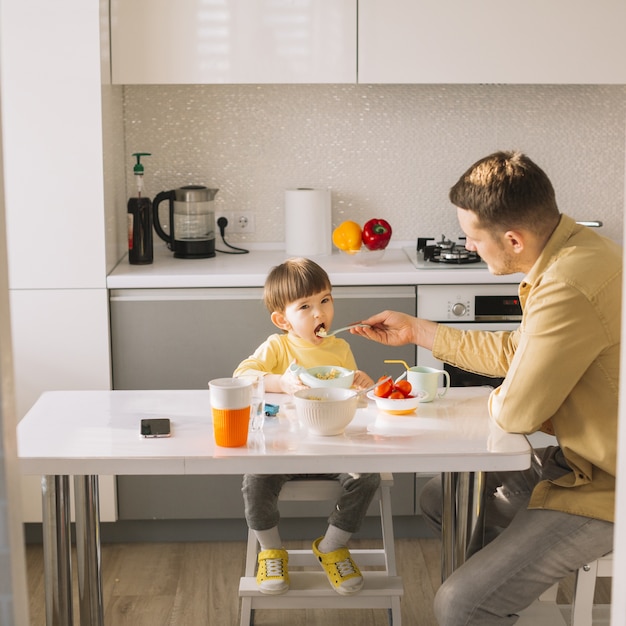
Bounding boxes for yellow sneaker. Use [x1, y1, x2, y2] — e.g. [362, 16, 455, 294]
[312, 537, 364, 595]
[256, 548, 289, 595]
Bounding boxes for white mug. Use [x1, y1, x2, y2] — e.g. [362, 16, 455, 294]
[208, 377, 252, 409]
[407, 366, 450, 403]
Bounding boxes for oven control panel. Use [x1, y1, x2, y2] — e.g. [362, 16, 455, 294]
[417, 284, 522, 322]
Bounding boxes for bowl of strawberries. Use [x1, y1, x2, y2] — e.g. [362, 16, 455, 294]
[367, 376, 425, 415]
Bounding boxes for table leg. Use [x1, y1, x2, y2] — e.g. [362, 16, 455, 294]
[455, 472, 471, 566]
[441, 472, 457, 581]
[440, 471, 486, 581]
[74, 475, 104, 626]
[42, 475, 73, 626]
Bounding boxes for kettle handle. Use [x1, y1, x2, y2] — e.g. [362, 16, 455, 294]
[152, 190, 175, 247]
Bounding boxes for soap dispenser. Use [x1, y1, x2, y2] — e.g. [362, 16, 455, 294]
[127, 152, 153, 265]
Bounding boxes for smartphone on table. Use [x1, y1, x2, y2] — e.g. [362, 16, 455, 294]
[140, 418, 171, 438]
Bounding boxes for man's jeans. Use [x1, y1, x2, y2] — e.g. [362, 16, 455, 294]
[419, 446, 614, 625]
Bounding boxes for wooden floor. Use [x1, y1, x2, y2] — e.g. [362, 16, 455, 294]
[25, 537, 609, 626]
[26, 537, 441, 625]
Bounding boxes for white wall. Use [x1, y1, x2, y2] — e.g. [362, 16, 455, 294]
[122, 84, 626, 248]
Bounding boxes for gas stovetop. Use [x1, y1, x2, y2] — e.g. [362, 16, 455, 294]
[403, 236, 488, 270]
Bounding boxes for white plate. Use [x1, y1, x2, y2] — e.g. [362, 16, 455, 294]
[366, 390, 422, 415]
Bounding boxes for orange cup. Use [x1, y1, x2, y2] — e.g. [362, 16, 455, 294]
[209, 377, 252, 447]
[212, 407, 250, 447]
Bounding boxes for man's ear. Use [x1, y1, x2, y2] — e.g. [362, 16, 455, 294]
[503, 230, 525, 253]
[271, 311, 291, 331]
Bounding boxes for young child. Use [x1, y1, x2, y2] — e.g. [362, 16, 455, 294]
[234, 257, 379, 596]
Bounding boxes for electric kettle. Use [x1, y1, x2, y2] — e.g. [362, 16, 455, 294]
[153, 185, 218, 259]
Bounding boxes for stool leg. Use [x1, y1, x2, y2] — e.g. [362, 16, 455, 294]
[379, 481, 397, 576]
[244, 529, 258, 577]
[571, 560, 598, 626]
[389, 597, 402, 625]
[239, 597, 253, 626]
[379, 477, 401, 625]
[240, 529, 258, 626]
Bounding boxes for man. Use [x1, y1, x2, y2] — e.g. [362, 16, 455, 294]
[353, 151, 621, 625]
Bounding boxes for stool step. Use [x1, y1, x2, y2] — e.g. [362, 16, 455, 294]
[288, 548, 388, 568]
[240, 572, 403, 609]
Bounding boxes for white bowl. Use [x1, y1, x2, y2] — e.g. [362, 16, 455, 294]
[293, 387, 359, 435]
[299, 365, 355, 389]
[366, 390, 424, 415]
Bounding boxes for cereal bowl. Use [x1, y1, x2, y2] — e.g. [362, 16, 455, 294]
[299, 365, 355, 389]
[293, 387, 359, 435]
[366, 390, 425, 415]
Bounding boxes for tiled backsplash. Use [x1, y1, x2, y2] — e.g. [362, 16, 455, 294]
[123, 84, 626, 244]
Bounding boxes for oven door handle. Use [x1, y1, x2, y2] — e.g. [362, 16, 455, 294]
[474, 315, 522, 322]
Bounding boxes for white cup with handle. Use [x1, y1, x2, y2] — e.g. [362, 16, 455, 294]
[407, 366, 450, 403]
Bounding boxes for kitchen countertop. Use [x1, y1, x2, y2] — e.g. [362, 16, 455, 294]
[107, 242, 524, 289]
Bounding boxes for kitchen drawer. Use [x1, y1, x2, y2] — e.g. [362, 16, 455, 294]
[110, 287, 275, 389]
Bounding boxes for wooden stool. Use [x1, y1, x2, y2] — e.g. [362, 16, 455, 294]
[239, 473, 403, 625]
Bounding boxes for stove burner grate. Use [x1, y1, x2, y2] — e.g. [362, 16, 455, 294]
[418, 236, 482, 265]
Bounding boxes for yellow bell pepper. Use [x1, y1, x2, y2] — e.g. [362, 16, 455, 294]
[332, 221, 362, 254]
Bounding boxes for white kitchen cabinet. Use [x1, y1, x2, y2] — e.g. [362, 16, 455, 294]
[110, 0, 356, 84]
[358, 0, 626, 84]
[1, 0, 119, 524]
[10, 289, 115, 522]
[1, 0, 108, 290]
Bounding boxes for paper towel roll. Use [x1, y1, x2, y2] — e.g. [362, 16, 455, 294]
[285, 188, 332, 257]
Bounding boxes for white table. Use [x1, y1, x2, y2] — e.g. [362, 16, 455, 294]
[18, 387, 530, 626]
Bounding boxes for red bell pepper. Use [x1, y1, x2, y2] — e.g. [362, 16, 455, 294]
[362, 218, 392, 251]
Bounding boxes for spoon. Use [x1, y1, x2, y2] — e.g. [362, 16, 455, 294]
[316, 323, 371, 337]
[354, 376, 392, 399]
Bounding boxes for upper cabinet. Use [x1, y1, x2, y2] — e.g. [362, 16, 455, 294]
[110, 0, 356, 84]
[358, 0, 626, 84]
[111, 0, 626, 85]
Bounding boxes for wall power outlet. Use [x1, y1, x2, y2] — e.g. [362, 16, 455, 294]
[215, 211, 255, 234]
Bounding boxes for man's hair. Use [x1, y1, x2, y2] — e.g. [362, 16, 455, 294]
[449, 151, 560, 236]
[263, 257, 331, 313]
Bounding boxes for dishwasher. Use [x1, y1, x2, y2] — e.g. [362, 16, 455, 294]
[109, 285, 417, 522]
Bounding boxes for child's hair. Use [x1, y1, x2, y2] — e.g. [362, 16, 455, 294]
[263, 258, 331, 313]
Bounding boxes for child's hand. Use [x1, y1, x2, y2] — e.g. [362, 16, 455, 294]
[352, 370, 375, 390]
[279, 362, 307, 395]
